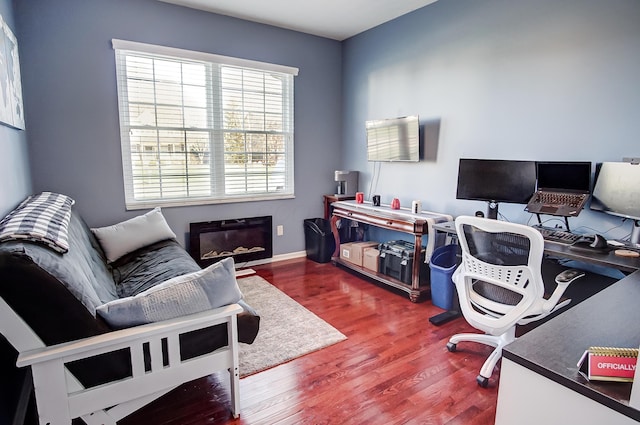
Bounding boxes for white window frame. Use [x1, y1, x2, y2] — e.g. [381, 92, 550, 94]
[112, 39, 298, 209]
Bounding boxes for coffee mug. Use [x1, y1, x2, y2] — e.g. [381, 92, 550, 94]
[355, 192, 364, 203]
[372, 195, 381, 206]
[391, 198, 400, 210]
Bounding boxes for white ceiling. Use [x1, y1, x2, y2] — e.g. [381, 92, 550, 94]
[158, 0, 439, 41]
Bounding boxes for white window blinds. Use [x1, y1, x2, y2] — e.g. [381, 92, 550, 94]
[112, 39, 298, 209]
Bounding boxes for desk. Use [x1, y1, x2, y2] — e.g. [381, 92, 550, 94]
[495, 269, 640, 424]
[330, 201, 452, 302]
[543, 242, 639, 273]
[432, 221, 640, 273]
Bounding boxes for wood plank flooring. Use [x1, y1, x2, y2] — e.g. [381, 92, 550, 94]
[121, 258, 498, 425]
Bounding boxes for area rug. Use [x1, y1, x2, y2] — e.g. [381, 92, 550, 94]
[237, 275, 347, 377]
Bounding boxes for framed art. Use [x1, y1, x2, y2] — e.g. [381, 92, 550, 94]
[0, 13, 24, 130]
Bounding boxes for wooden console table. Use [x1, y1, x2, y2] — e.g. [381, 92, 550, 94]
[323, 194, 355, 219]
[330, 200, 452, 302]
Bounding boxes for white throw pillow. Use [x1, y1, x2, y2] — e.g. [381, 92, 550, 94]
[91, 207, 176, 263]
[96, 257, 242, 329]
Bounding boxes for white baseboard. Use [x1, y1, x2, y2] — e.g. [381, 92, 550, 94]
[235, 250, 307, 269]
[235, 268, 256, 277]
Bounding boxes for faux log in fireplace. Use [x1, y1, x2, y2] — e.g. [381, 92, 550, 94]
[189, 216, 273, 267]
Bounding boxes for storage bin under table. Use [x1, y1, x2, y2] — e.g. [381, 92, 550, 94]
[378, 240, 428, 286]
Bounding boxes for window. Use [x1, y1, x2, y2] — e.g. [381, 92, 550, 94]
[112, 39, 298, 209]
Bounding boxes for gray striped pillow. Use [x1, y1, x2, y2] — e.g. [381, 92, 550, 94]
[0, 192, 75, 253]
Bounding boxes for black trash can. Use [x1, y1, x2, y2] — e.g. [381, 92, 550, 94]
[304, 218, 336, 263]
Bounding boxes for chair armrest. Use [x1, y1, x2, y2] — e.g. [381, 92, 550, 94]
[17, 303, 243, 368]
[541, 281, 571, 312]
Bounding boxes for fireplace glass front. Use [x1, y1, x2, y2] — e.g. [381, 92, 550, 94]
[189, 216, 273, 267]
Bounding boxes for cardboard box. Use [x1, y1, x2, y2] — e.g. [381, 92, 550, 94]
[340, 242, 378, 267]
[363, 247, 380, 272]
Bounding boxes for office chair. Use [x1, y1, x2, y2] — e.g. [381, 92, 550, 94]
[446, 216, 575, 387]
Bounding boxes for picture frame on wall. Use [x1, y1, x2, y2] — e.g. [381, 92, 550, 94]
[0, 13, 24, 130]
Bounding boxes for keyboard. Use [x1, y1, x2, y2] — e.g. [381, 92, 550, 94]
[536, 227, 582, 245]
[525, 191, 589, 217]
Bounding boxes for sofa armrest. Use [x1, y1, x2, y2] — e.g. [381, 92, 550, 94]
[16, 303, 243, 423]
[17, 303, 242, 368]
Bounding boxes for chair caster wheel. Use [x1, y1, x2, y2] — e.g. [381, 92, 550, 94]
[446, 342, 457, 352]
[476, 375, 489, 388]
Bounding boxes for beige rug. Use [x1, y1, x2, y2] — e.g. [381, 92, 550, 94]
[237, 275, 347, 377]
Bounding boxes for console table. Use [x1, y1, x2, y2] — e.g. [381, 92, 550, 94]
[330, 200, 452, 302]
[323, 194, 355, 219]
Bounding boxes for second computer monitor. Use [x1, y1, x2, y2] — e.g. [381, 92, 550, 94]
[536, 161, 592, 192]
[590, 161, 640, 245]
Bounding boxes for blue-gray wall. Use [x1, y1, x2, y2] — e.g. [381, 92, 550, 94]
[13, 0, 342, 254]
[343, 0, 640, 240]
[0, 0, 30, 217]
[11, 0, 640, 253]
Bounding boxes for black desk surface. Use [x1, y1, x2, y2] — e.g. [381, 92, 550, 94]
[543, 241, 640, 273]
[503, 270, 640, 421]
[432, 221, 640, 273]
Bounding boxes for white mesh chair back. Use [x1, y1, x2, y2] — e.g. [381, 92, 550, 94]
[453, 216, 546, 336]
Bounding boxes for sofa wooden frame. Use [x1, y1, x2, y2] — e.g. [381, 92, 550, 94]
[0, 296, 242, 425]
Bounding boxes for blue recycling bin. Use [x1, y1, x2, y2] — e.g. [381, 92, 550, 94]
[430, 244, 459, 310]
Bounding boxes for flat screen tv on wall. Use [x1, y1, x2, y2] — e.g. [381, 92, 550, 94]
[366, 115, 420, 162]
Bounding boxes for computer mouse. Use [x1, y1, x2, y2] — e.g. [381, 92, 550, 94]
[590, 234, 608, 249]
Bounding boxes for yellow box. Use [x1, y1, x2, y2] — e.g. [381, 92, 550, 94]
[340, 242, 378, 267]
[363, 247, 380, 272]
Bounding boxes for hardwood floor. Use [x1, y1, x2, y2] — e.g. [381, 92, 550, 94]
[121, 258, 498, 425]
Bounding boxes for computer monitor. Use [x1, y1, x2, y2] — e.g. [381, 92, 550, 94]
[590, 161, 640, 244]
[536, 161, 592, 192]
[456, 158, 537, 219]
[524, 161, 592, 220]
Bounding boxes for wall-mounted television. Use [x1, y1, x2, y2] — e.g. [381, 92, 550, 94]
[366, 115, 419, 162]
[456, 158, 537, 219]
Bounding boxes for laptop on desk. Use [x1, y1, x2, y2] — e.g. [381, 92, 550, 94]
[525, 161, 592, 217]
[525, 189, 590, 216]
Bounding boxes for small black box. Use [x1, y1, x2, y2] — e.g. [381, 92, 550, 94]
[378, 240, 428, 285]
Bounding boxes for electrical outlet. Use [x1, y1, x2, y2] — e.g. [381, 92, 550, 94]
[277, 225, 284, 236]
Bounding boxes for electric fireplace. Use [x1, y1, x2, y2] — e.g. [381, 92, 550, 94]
[189, 216, 273, 267]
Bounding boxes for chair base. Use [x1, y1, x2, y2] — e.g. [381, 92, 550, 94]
[447, 326, 517, 386]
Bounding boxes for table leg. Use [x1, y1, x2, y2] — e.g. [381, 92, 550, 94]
[412, 235, 423, 290]
[330, 215, 341, 258]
